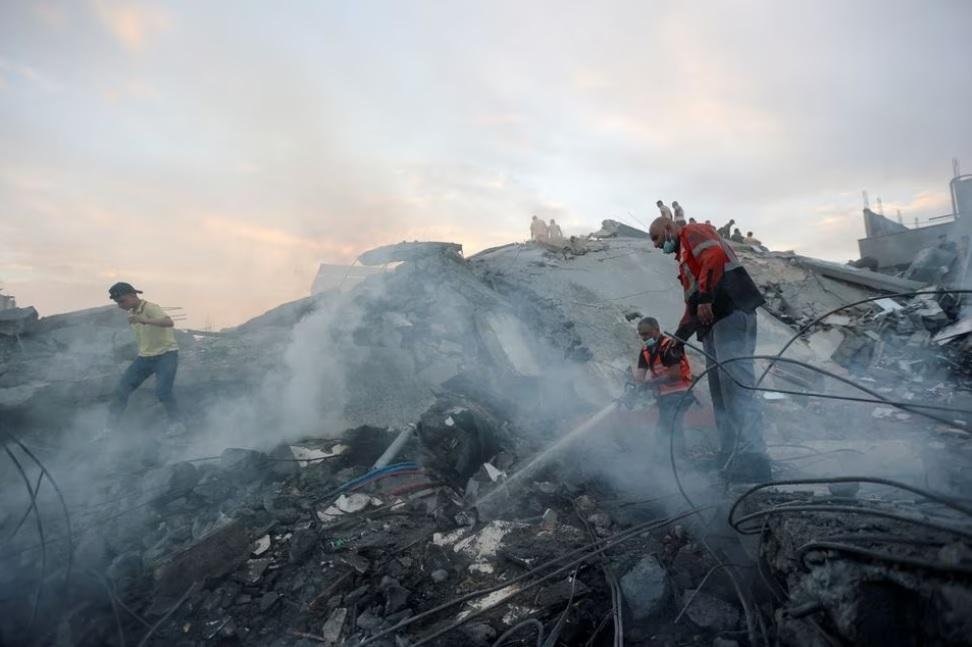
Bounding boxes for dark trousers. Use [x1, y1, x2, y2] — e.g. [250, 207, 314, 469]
[109, 351, 180, 423]
[702, 309, 766, 458]
[656, 391, 692, 460]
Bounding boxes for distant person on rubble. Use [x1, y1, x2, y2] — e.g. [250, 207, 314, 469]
[688, 217, 697, 225]
[530, 215, 549, 242]
[630, 317, 695, 459]
[730, 228, 746, 243]
[743, 231, 762, 246]
[648, 216, 770, 481]
[672, 201, 686, 225]
[656, 200, 674, 220]
[548, 218, 564, 242]
[716, 219, 735, 238]
[105, 282, 185, 436]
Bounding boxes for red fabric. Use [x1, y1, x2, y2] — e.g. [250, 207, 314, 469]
[641, 337, 693, 395]
[678, 223, 729, 297]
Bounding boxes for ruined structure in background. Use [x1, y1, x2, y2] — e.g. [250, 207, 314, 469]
[2, 226, 972, 646]
[857, 168, 972, 276]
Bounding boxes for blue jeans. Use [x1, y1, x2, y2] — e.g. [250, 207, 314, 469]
[702, 309, 766, 458]
[109, 351, 180, 423]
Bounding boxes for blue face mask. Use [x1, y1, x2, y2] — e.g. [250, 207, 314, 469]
[662, 237, 677, 254]
[642, 336, 657, 349]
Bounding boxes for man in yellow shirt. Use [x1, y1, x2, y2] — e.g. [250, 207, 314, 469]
[107, 282, 183, 432]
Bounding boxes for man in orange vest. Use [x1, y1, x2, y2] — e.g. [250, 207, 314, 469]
[648, 216, 770, 481]
[632, 317, 694, 459]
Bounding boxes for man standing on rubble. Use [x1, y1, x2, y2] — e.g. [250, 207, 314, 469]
[530, 215, 549, 242]
[672, 201, 686, 225]
[648, 217, 770, 481]
[631, 317, 694, 459]
[106, 282, 185, 435]
[717, 219, 736, 238]
[656, 200, 674, 220]
[548, 218, 564, 242]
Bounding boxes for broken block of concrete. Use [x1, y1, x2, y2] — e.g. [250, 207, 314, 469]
[620, 555, 669, 619]
[0, 306, 38, 337]
[321, 607, 347, 645]
[155, 520, 250, 597]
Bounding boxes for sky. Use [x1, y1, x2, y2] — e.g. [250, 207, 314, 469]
[2, 0, 971, 328]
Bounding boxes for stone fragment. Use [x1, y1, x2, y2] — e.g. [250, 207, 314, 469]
[252, 534, 271, 556]
[289, 528, 318, 564]
[620, 555, 669, 619]
[258, 591, 280, 612]
[321, 607, 347, 645]
[541, 508, 558, 531]
[431, 569, 449, 583]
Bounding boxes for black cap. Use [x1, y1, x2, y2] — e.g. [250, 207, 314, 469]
[108, 282, 143, 300]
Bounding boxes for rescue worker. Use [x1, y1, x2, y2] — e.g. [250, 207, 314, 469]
[106, 282, 185, 434]
[730, 228, 746, 244]
[744, 231, 762, 246]
[632, 317, 694, 459]
[672, 201, 686, 225]
[530, 215, 549, 242]
[648, 217, 770, 481]
[716, 219, 736, 238]
[656, 200, 674, 220]
[548, 218, 564, 242]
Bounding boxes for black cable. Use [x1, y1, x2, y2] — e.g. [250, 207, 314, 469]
[406, 509, 702, 647]
[732, 504, 972, 542]
[759, 289, 972, 387]
[5, 470, 44, 541]
[798, 540, 972, 578]
[1, 429, 73, 612]
[2, 443, 45, 632]
[358, 507, 705, 647]
[490, 618, 544, 647]
[728, 477, 972, 522]
[136, 581, 197, 647]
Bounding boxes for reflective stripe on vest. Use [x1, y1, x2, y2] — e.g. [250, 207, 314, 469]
[684, 234, 743, 299]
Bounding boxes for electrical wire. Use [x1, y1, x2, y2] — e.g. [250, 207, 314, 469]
[405, 509, 702, 647]
[732, 504, 972, 542]
[1, 429, 74, 614]
[356, 507, 705, 647]
[3, 442, 46, 632]
[729, 477, 972, 521]
[797, 540, 972, 578]
[490, 618, 544, 647]
[135, 581, 197, 647]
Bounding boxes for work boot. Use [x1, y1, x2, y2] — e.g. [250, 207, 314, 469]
[723, 452, 772, 484]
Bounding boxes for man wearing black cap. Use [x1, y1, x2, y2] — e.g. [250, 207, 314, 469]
[107, 282, 183, 432]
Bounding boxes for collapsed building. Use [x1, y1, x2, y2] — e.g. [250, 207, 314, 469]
[1, 228, 971, 647]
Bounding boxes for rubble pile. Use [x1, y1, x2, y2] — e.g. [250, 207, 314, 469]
[3, 233, 972, 645]
[1, 393, 757, 647]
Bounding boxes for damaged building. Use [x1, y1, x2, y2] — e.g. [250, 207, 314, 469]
[2, 225, 972, 647]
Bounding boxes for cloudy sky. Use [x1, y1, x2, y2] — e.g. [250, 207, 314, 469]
[2, 1, 970, 328]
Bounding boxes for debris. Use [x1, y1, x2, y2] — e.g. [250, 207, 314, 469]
[540, 508, 558, 532]
[358, 241, 463, 266]
[681, 590, 740, 631]
[335, 493, 371, 514]
[321, 607, 347, 645]
[620, 555, 669, 620]
[251, 534, 270, 556]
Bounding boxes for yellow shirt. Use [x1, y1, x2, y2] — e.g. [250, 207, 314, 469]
[131, 300, 179, 357]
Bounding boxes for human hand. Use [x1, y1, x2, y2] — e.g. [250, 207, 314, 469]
[697, 303, 714, 325]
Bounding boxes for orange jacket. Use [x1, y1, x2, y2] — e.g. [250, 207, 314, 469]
[641, 336, 693, 396]
[674, 223, 764, 338]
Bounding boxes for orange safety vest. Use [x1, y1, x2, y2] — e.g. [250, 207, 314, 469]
[676, 224, 743, 305]
[642, 336, 693, 396]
